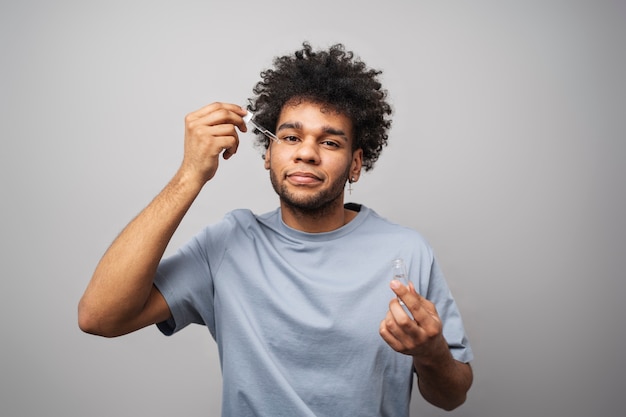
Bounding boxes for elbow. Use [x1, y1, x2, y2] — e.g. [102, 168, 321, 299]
[77, 300, 102, 336]
[77, 298, 117, 338]
[418, 361, 473, 412]
[439, 393, 467, 412]
[421, 389, 468, 412]
[438, 367, 472, 411]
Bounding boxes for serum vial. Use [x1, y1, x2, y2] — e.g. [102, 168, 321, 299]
[391, 258, 413, 318]
[391, 258, 409, 287]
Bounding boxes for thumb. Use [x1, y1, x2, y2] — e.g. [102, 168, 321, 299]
[390, 279, 409, 297]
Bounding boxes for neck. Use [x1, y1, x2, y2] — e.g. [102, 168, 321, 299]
[280, 196, 357, 233]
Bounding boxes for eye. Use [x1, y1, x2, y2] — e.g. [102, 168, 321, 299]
[321, 140, 341, 149]
[280, 135, 300, 144]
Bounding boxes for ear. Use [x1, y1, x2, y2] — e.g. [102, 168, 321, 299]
[264, 147, 271, 170]
[350, 148, 363, 181]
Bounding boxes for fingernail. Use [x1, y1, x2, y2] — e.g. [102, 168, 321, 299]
[390, 280, 401, 289]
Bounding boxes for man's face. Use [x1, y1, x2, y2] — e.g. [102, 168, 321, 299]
[264, 100, 362, 213]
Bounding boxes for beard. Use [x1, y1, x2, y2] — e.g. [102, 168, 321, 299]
[269, 165, 351, 217]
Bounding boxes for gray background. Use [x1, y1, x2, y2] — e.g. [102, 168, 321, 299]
[1, 1, 624, 416]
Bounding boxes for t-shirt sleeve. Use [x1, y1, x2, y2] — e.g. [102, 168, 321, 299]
[153, 221, 227, 338]
[426, 256, 474, 364]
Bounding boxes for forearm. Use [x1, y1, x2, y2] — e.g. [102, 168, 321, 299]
[78, 169, 203, 335]
[78, 102, 247, 336]
[413, 342, 473, 411]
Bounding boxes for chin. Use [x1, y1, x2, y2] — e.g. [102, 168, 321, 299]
[281, 188, 344, 213]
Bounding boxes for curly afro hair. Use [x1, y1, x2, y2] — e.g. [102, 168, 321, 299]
[248, 42, 392, 171]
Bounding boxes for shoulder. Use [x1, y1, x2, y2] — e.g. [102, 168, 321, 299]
[226, 208, 280, 229]
[201, 208, 279, 238]
[359, 205, 432, 248]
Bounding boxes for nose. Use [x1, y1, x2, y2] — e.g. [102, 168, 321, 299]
[293, 137, 320, 164]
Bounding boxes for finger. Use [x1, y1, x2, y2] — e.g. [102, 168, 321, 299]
[380, 310, 423, 354]
[390, 286, 443, 341]
[379, 315, 406, 352]
[386, 301, 423, 341]
[212, 123, 241, 158]
[202, 123, 241, 139]
[390, 280, 437, 326]
[214, 135, 239, 160]
[390, 279, 418, 311]
[181, 131, 239, 175]
[189, 108, 248, 136]
[186, 104, 249, 138]
[404, 292, 441, 330]
[187, 123, 239, 150]
[188, 102, 247, 121]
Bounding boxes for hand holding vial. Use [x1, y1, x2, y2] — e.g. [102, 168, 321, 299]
[391, 258, 413, 318]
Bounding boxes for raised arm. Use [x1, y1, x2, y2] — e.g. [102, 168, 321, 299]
[78, 102, 248, 337]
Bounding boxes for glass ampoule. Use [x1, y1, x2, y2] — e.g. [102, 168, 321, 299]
[391, 258, 409, 287]
[391, 258, 413, 318]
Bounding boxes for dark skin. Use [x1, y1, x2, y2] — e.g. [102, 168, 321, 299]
[263, 100, 362, 232]
[78, 101, 472, 410]
[78, 102, 248, 337]
[381, 281, 473, 410]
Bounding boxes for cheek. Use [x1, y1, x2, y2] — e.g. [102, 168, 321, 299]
[266, 146, 293, 170]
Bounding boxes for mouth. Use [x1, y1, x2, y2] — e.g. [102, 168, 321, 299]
[286, 171, 323, 185]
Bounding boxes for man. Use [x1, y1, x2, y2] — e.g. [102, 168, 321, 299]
[78, 42, 473, 416]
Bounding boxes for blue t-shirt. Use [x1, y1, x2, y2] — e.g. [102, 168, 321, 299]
[154, 205, 473, 417]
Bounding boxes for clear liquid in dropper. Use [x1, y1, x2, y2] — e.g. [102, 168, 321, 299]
[243, 110, 280, 143]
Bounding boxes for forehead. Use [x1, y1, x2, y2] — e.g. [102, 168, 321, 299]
[277, 101, 353, 136]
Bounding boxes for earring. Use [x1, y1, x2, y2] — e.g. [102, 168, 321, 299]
[348, 177, 356, 195]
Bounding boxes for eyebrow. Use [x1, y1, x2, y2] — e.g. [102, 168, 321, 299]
[276, 122, 349, 141]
